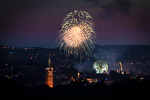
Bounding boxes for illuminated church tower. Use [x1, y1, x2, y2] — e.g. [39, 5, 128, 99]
[46, 56, 53, 88]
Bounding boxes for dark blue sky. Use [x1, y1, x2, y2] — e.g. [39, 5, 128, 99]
[0, 0, 150, 48]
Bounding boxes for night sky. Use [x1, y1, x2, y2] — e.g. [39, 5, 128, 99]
[0, 0, 150, 48]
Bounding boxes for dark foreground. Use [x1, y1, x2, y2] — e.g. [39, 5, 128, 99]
[1, 87, 149, 100]
[1, 78, 150, 100]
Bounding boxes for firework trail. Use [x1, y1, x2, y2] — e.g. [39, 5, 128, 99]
[57, 10, 96, 58]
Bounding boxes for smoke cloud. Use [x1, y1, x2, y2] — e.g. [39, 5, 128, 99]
[73, 45, 129, 72]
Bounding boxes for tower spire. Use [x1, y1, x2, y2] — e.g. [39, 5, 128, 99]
[48, 54, 51, 67]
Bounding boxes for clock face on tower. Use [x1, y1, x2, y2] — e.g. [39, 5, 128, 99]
[93, 60, 108, 74]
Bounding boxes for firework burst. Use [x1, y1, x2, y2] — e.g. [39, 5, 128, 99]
[57, 10, 96, 57]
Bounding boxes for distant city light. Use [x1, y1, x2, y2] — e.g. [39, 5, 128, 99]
[77, 73, 80, 78]
[9, 52, 14, 54]
[140, 77, 144, 80]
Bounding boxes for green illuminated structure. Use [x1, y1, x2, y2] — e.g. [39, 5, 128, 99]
[93, 60, 108, 74]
